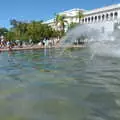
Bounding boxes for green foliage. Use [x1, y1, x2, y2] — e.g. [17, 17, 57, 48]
[2, 19, 61, 43]
[6, 31, 16, 40]
[0, 28, 8, 36]
[76, 11, 84, 23]
[54, 14, 68, 36]
[0, 12, 84, 43]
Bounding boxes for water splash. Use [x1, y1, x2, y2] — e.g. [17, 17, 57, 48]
[59, 23, 120, 58]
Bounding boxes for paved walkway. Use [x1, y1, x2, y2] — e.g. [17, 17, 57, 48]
[0, 45, 86, 52]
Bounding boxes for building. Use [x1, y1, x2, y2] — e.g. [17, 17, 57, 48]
[45, 3, 120, 33]
[44, 8, 85, 31]
[81, 4, 120, 33]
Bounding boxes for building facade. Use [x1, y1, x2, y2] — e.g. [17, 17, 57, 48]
[45, 4, 120, 33]
[44, 8, 84, 31]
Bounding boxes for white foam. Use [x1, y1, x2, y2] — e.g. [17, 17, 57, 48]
[60, 23, 120, 57]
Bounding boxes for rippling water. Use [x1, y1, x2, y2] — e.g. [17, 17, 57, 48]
[0, 48, 120, 120]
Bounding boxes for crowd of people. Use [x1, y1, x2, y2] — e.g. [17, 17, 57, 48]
[38, 38, 60, 48]
[0, 36, 13, 51]
[0, 36, 60, 52]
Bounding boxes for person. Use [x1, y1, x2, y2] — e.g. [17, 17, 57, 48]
[19, 40, 23, 48]
[43, 39, 46, 46]
[7, 40, 12, 51]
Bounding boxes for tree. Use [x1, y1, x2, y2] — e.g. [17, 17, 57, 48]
[0, 28, 8, 36]
[54, 14, 68, 36]
[6, 19, 60, 44]
[6, 31, 16, 41]
[76, 10, 84, 23]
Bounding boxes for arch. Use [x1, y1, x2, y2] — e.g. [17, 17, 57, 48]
[98, 15, 101, 21]
[114, 12, 118, 19]
[106, 13, 109, 20]
[102, 14, 105, 20]
[82, 19, 84, 23]
[95, 16, 97, 21]
[110, 12, 113, 19]
[91, 16, 94, 22]
[85, 18, 87, 22]
[88, 17, 90, 22]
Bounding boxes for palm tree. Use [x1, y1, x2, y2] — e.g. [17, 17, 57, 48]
[54, 14, 68, 36]
[76, 10, 84, 23]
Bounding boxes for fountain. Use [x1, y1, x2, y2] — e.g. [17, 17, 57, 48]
[1, 23, 120, 120]
[59, 22, 120, 58]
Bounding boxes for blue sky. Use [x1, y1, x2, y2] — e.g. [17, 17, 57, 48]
[0, 0, 119, 28]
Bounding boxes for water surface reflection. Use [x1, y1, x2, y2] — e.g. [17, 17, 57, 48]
[0, 48, 120, 120]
